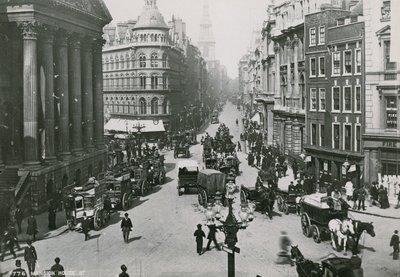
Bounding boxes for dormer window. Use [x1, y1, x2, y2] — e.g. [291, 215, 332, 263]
[337, 18, 345, 26]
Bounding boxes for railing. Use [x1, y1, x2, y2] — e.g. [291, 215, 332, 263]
[104, 85, 170, 91]
[384, 73, 397, 80]
[15, 171, 30, 206]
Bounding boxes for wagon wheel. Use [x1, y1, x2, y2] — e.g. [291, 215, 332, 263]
[198, 190, 204, 206]
[94, 208, 102, 230]
[102, 209, 109, 226]
[282, 201, 289, 215]
[240, 190, 247, 203]
[276, 195, 284, 212]
[301, 212, 312, 237]
[141, 181, 149, 196]
[158, 173, 163, 185]
[201, 190, 208, 208]
[311, 224, 321, 243]
[122, 192, 130, 211]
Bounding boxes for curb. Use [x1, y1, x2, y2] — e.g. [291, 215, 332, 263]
[349, 208, 400, 220]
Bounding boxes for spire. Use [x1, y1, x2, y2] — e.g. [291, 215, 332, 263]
[198, 0, 214, 42]
[200, 1, 212, 26]
[145, 0, 157, 8]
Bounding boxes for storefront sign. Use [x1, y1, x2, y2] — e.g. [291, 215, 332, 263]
[383, 141, 398, 148]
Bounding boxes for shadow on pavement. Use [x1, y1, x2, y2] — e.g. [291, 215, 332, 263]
[165, 163, 176, 173]
[128, 236, 142, 243]
[131, 198, 149, 209]
[88, 234, 101, 240]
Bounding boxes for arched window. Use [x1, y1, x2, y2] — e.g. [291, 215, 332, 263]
[151, 97, 159, 114]
[139, 54, 146, 68]
[116, 58, 119, 69]
[163, 75, 168, 89]
[162, 54, 167, 67]
[150, 34, 154, 42]
[124, 99, 129, 114]
[151, 75, 158, 89]
[139, 98, 147, 114]
[163, 100, 168, 114]
[140, 75, 146, 89]
[129, 101, 135, 114]
[151, 53, 158, 68]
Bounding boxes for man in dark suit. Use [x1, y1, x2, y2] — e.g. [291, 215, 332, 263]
[206, 219, 220, 251]
[390, 230, 399, 260]
[82, 212, 90, 241]
[193, 224, 205, 255]
[121, 213, 133, 243]
[10, 259, 27, 277]
[14, 205, 23, 234]
[24, 240, 37, 276]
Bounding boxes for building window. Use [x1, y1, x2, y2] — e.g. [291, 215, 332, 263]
[311, 123, 317, 145]
[151, 97, 159, 114]
[310, 88, 317, 110]
[332, 87, 340, 111]
[140, 75, 146, 89]
[384, 41, 397, 70]
[333, 124, 340, 149]
[151, 75, 158, 89]
[344, 86, 352, 111]
[309, 27, 316, 46]
[319, 57, 325, 76]
[355, 49, 362, 73]
[355, 86, 361, 112]
[343, 50, 352, 74]
[163, 75, 168, 89]
[162, 54, 168, 67]
[344, 125, 351, 151]
[139, 98, 147, 114]
[310, 58, 316, 77]
[386, 96, 398, 129]
[151, 53, 158, 68]
[355, 125, 361, 152]
[319, 26, 325, 45]
[332, 52, 341, 75]
[319, 88, 326, 111]
[320, 124, 325, 146]
[300, 75, 306, 110]
[139, 54, 146, 68]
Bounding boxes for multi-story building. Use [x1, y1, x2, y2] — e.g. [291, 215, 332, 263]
[0, 0, 111, 210]
[363, 0, 400, 187]
[305, 2, 364, 184]
[238, 54, 250, 106]
[102, 0, 186, 132]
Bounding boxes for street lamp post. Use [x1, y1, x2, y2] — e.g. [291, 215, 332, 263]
[131, 122, 145, 157]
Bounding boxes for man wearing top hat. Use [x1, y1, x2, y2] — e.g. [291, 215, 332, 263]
[193, 224, 205, 255]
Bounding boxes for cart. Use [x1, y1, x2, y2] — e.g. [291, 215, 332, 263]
[64, 179, 108, 231]
[202, 146, 212, 162]
[174, 144, 190, 158]
[149, 155, 166, 185]
[205, 157, 218, 170]
[197, 169, 226, 208]
[275, 187, 304, 215]
[219, 155, 239, 175]
[177, 160, 199, 195]
[130, 167, 151, 196]
[211, 115, 219, 124]
[101, 172, 133, 211]
[300, 193, 349, 243]
[320, 256, 363, 277]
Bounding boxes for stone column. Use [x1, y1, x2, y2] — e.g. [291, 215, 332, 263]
[81, 37, 95, 151]
[286, 38, 292, 109]
[285, 119, 292, 154]
[20, 21, 40, 166]
[292, 119, 300, 155]
[292, 35, 299, 111]
[55, 31, 71, 158]
[93, 39, 105, 148]
[68, 34, 83, 155]
[274, 43, 281, 108]
[39, 29, 56, 161]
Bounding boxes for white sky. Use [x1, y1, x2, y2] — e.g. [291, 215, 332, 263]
[102, 0, 270, 78]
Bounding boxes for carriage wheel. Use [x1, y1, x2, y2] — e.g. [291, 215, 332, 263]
[276, 195, 284, 212]
[94, 208, 102, 230]
[102, 209, 109, 226]
[202, 190, 208, 208]
[311, 225, 321, 243]
[141, 181, 149, 196]
[198, 190, 204, 206]
[282, 201, 289, 215]
[122, 193, 130, 211]
[301, 213, 312, 237]
[158, 174, 163, 185]
[240, 190, 247, 203]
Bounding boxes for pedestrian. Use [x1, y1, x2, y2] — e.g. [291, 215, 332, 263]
[396, 186, 400, 209]
[119, 264, 129, 277]
[8, 223, 21, 251]
[282, 162, 288, 176]
[206, 219, 220, 251]
[82, 212, 90, 241]
[390, 230, 399, 260]
[193, 224, 205, 255]
[26, 213, 38, 241]
[103, 195, 112, 220]
[50, 257, 65, 277]
[276, 163, 281, 179]
[10, 259, 27, 277]
[276, 231, 293, 265]
[352, 188, 358, 210]
[53, 189, 63, 211]
[357, 186, 367, 211]
[237, 141, 242, 152]
[256, 152, 261, 167]
[345, 179, 354, 201]
[247, 152, 254, 166]
[121, 213, 133, 243]
[14, 205, 23, 234]
[48, 200, 57, 230]
[24, 239, 37, 276]
[292, 160, 298, 180]
[370, 182, 380, 207]
[0, 229, 16, 261]
[236, 118, 238, 125]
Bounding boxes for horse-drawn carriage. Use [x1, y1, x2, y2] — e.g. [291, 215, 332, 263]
[300, 193, 350, 244]
[177, 160, 199, 195]
[197, 169, 226, 208]
[205, 157, 218, 170]
[101, 171, 133, 211]
[211, 114, 219, 124]
[64, 178, 109, 230]
[240, 183, 276, 219]
[275, 187, 303, 215]
[148, 154, 166, 185]
[129, 160, 154, 196]
[202, 146, 212, 162]
[218, 155, 240, 175]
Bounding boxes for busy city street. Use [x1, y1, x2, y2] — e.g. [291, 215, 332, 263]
[0, 102, 398, 277]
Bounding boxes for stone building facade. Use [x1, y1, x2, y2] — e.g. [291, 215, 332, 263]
[0, 0, 111, 210]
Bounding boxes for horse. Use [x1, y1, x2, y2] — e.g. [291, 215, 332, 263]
[259, 187, 275, 219]
[350, 220, 375, 254]
[290, 245, 322, 277]
[328, 218, 355, 255]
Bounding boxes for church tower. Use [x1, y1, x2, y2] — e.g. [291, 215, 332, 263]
[198, 1, 215, 62]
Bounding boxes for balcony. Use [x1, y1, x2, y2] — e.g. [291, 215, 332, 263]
[384, 73, 397, 80]
[104, 85, 171, 92]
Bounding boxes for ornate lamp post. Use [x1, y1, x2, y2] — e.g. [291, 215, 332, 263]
[131, 122, 145, 157]
[208, 192, 255, 277]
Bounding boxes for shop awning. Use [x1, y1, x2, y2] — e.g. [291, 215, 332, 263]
[250, 113, 261, 124]
[104, 118, 165, 133]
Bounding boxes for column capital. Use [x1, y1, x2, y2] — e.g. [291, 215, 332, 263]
[68, 33, 82, 49]
[292, 36, 299, 48]
[274, 43, 280, 53]
[39, 27, 56, 44]
[93, 37, 106, 52]
[18, 20, 40, 40]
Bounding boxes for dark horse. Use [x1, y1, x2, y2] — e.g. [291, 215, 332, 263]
[290, 245, 321, 277]
[259, 187, 275, 219]
[350, 220, 375, 254]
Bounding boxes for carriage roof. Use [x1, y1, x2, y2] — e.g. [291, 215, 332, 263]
[302, 193, 331, 209]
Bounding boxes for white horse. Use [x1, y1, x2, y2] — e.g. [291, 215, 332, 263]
[328, 218, 355, 255]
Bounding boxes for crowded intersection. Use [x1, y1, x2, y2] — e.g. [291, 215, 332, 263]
[0, 101, 399, 277]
